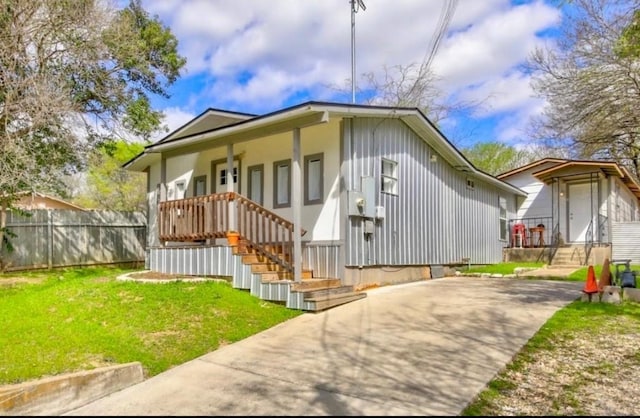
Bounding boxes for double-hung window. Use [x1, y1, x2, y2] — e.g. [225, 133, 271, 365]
[273, 159, 291, 208]
[381, 158, 398, 195]
[499, 196, 507, 241]
[304, 153, 324, 205]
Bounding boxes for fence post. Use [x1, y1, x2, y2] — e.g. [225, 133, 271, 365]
[47, 210, 53, 269]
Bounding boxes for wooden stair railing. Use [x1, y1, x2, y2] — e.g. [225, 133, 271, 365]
[158, 193, 230, 243]
[232, 192, 306, 275]
[158, 192, 305, 279]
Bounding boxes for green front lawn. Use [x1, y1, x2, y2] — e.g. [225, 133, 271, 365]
[0, 267, 302, 385]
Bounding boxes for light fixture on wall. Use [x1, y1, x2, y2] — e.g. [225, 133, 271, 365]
[430, 155, 438, 163]
[560, 190, 565, 197]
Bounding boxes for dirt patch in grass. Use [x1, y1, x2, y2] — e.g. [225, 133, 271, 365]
[126, 271, 229, 282]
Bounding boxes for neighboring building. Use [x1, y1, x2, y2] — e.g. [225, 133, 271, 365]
[125, 101, 525, 310]
[497, 158, 640, 265]
[14, 191, 86, 211]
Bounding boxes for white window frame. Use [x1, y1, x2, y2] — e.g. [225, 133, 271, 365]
[381, 158, 398, 195]
[499, 196, 507, 241]
[467, 178, 475, 190]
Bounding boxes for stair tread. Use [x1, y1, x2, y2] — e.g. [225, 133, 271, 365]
[297, 284, 354, 294]
[306, 292, 367, 311]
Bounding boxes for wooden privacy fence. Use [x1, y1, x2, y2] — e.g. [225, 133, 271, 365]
[1, 209, 146, 271]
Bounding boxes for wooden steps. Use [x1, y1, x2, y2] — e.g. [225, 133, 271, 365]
[233, 240, 366, 312]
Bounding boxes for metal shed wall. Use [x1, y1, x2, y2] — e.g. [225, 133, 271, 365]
[342, 117, 515, 267]
[612, 222, 640, 264]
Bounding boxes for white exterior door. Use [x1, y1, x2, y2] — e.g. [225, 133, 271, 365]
[213, 160, 239, 194]
[568, 182, 595, 242]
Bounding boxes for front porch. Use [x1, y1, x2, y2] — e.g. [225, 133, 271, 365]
[152, 192, 366, 311]
[505, 216, 611, 266]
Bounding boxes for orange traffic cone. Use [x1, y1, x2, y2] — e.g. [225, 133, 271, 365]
[583, 265, 599, 301]
[598, 258, 611, 292]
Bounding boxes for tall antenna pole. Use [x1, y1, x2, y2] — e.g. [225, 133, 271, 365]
[351, 0, 366, 104]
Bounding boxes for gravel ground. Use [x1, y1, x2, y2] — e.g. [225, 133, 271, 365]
[472, 313, 640, 416]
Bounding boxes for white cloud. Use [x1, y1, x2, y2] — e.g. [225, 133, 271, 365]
[150, 107, 197, 143]
[142, 0, 563, 144]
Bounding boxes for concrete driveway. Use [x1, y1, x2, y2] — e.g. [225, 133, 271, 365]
[64, 277, 582, 416]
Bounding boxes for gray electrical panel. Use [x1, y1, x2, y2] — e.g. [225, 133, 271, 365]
[361, 176, 376, 218]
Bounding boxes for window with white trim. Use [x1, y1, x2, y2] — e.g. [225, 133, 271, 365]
[467, 178, 475, 190]
[381, 158, 398, 195]
[499, 196, 507, 241]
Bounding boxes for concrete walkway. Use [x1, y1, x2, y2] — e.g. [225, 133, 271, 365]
[64, 277, 582, 416]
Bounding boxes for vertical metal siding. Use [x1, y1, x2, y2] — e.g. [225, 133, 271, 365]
[301, 242, 341, 278]
[149, 245, 257, 287]
[612, 222, 640, 263]
[345, 117, 508, 267]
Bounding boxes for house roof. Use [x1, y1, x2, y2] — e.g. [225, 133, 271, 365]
[156, 107, 256, 145]
[124, 101, 526, 197]
[496, 158, 567, 179]
[499, 158, 640, 201]
[14, 191, 86, 211]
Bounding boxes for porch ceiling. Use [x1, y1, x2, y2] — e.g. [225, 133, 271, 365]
[149, 110, 330, 158]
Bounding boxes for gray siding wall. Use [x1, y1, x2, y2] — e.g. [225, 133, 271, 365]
[343, 117, 515, 267]
[301, 242, 341, 279]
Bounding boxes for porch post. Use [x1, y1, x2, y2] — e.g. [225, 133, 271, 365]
[159, 155, 167, 247]
[292, 128, 302, 283]
[227, 144, 236, 232]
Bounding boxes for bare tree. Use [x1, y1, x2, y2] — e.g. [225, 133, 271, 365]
[360, 0, 464, 124]
[528, 0, 640, 176]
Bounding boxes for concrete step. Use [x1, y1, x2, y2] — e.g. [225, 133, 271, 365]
[304, 291, 367, 312]
[547, 264, 583, 269]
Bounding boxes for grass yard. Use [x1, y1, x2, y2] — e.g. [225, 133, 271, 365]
[0, 266, 302, 385]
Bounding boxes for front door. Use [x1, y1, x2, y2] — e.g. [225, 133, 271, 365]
[212, 159, 240, 194]
[568, 182, 595, 242]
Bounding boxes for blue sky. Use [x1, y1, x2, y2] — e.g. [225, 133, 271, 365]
[142, 0, 565, 149]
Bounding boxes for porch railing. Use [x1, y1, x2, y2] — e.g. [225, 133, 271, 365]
[159, 193, 231, 242]
[585, 219, 594, 265]
[158, 192, 305, 275]
[548, 222, 561, 264]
